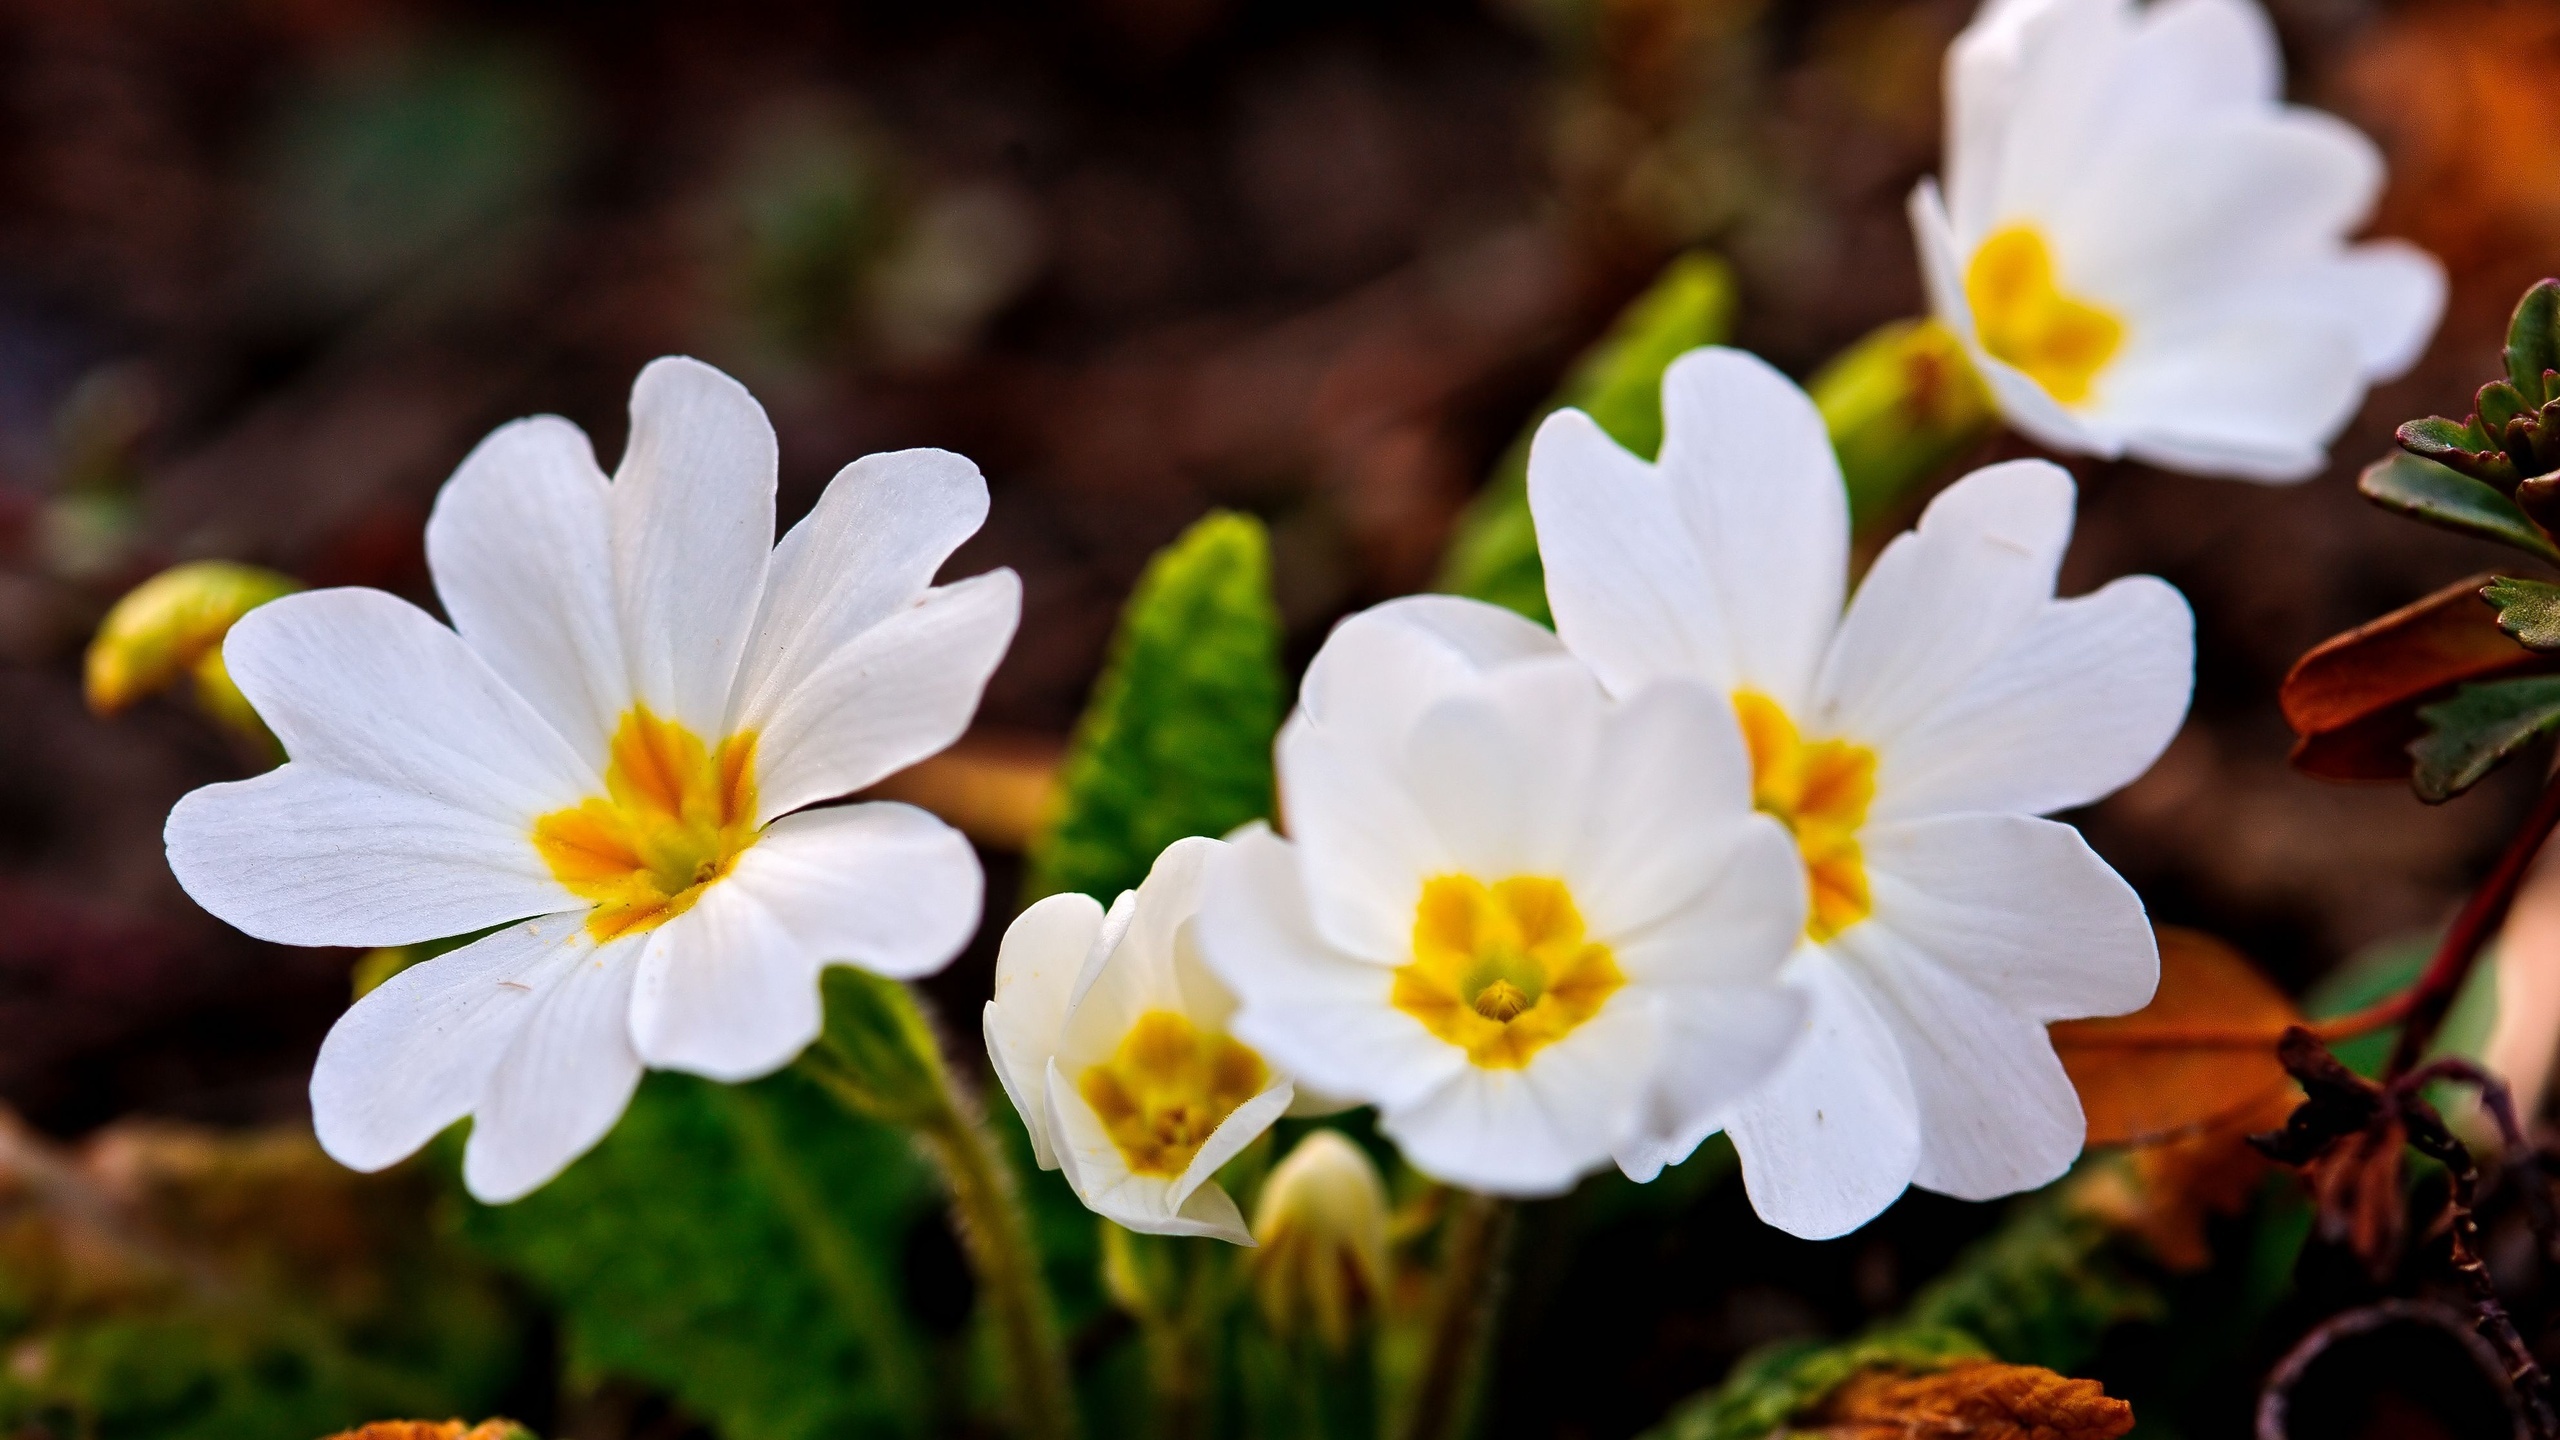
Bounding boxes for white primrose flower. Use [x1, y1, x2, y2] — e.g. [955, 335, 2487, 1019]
[1914, 0, 2443, 482]
[985, 836, 1295, 1243]
[166, 357, 1020, 1202]
[1529, 347, 2193, 1238]
[1196, 595, 1810, 1197]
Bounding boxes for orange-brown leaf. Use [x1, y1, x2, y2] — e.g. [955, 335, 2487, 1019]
[2051, 928, 2300, 1147]
[1812, 1361, 2134, 1440]
[319, 1423, 531, 1440]
[2281, 575, 2542, 782]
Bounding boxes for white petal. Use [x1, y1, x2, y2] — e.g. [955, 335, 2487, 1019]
[1402, 658, 1605, 879]
[1972, 0, 2138, 230]
[167, 767, 576, 947]
[1861, 812, 2158, 1021]
[1168, 1080, 1295, 1214]
[1605, 817, 1808, 991]
[719, 802, 984, 980]
[1274, 717, 1445, 964]
[462, 936, 647, 1203]
[1614, 982, 1806, 1182]
[1527, 408, 1738, 699]
[1046, 1062, 1255, 1243]
[740, 570, 1021, 822]
[986, 892, 1107, 1170]
[1908, 181, 2113, 459]
[1726, 952, 1922, 1240]
[1198, 825, 1464, 1110]
[627, 882, 822, 1083]
[2096, 304, 2366, 483]
[426, 415, 627, 762]
[1571, 678, 1790, 950]
[2265, 240, 2446, 381]
[1123, 835, 1223, 996]
[729, 448, 993, 732]
[1378, 997, 1655, 1197]
[1814, 460, 2076, 743]
[1302, 593, 1563, 763]
[1652, 347, 1850, 708]
[2113, 0, 2280, 116]
[612, 357, 777, 737]
[1839, 925, 2088, 1201]
[310, 912, 594, 1173]
[1874, 575, 2192, 821]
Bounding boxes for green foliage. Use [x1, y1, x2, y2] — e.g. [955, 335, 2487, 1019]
[454, 1065, 938, 1440]
[1810, 318, 1998, 529]
[2485, 575, 2560, 651]
[1899, 1196, 2164, 1373]
[1027, 510, 1284, 903]
[1639, 1329, 1988, 1440]
[2306, 930, 2501, 1079]
[2357, 452, 2560, 564]
[2410, 673, 2560, 801]
[2396, 279, 2560, 497]
[1435, 253, 1736, 623]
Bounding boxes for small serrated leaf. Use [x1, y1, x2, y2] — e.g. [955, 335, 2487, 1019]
[2480, 380, 2530, 436]
[2504, 279, 2560, 399]
[2484, 575, 2560, 651]
[2410, 673, 2560, 801]
[2359, 451, 2559, 562]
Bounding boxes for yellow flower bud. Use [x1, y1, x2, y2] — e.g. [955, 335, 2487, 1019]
[1809, 317, 1997, 529]
[84, 560, 299, 745]
[1250, 1130, 1390, 1353]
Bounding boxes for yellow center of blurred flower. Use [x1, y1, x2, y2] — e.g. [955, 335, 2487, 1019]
[1392, 876, 1625, 1069]
[1965, 225, 2124, 407]
[533, 706, 760, 943]
[1735, 691, 1875, 943]
[1079, 1011, 1270, 1177]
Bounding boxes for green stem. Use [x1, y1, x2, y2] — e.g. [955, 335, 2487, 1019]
[1399, 1191, 1516, 1440]
[800, 976, 1079, 1440]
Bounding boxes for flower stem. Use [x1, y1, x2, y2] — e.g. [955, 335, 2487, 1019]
[2383, 773, 2560, 1082]
[1399, 1190, 1515, 1440]
[799, 973, 1078, 1440]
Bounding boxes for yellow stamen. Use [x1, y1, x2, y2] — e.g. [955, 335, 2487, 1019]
[1965, 224, 2124, 407]
[1391, 876, 1624, 1069]
[534, 706, 761, 942]
[1078, 1011, 1270, 1177]
[1735, 691, 1876, 943]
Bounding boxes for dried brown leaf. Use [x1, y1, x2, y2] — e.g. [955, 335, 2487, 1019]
[2051, 928, 2302, 1147]
[1810, 1361, 2134, 1440]
[2281, 575, 2543, 782]
[318, 1423, 531, 1440]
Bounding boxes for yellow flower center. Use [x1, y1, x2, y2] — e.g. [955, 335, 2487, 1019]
[1735, 691, 1875, 944]
[1078, 1011, 1271, 1177]
[1964, 224, 2124, 407]
[533, 706, 761, 943]
[1391, 876, 1625, 1069]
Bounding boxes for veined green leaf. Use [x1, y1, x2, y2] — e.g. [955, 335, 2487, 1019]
[2484, 575, 2560, 652]
[454, 1065, 936, 1440]
[2410, 673, 2560, 802]
[2505, 278, 2560, 402]
[1026, 510, 1283, 904]
[2359, 452, 2560, 564]
[1434, 252, 1736, 623]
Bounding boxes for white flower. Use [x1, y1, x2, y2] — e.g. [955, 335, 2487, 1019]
[1529, 346, 2193, 1238]
[1913, 0, 2443, 482]
[1197, 595, 1809, 1197]
[985, 836, 1295, 1243]
[166, 357, 1020, 1202]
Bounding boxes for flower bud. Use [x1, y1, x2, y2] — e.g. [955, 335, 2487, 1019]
[1809, 317, 1996, 528]
[1250, 1130, 1389, 1352]
[84, 561, 299, 746]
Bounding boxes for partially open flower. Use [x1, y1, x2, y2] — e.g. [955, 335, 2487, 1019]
[1250, 1129, 1390, 1353]
[1198, 595, 1808, 1197]
[166, 357, 1019, 1202]
[86, 559, 301, 746]
[1913, 0, 2443, 482]
[1529, 346, 2192, 1237]
[986, 836, 1295, 1243]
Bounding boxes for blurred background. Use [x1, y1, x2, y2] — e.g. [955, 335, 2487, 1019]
[3, 0, 2559, 1435]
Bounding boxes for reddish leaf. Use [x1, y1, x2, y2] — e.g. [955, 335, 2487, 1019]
[2052, 927, 2301, 1147]
[2281, 574, 2544, 782]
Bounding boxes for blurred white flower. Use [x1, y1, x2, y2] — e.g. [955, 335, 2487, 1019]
[1198, 595, 1808, 1197]
[167, 356, 1019, 1202]
[986, 837, 1294, 1244]
[1251, 1129, 1391, 1352]
[1913, 0, 2443, 482]
[1529, 346, 2192, 1237]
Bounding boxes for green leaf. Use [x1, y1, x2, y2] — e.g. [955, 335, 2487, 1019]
[2358, 451, 2560, 563]
[1639, 1330, 1989, 1440]
[1026, 510, 1283, 903]
[1434, 252, 1735, 623]
[2410, 673, 2560, 802]
[2485, 575, 2560, 651]
[454, 1066, 936, 1440]
[2505, 278, 2560, 403]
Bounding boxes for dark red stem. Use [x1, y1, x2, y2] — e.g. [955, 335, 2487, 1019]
[2383, 775, 2560, 1082]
